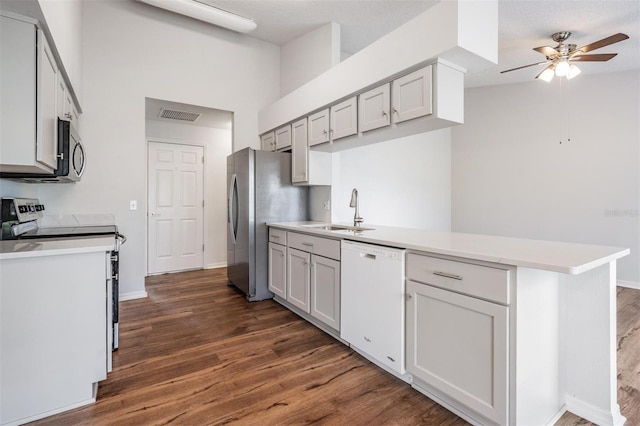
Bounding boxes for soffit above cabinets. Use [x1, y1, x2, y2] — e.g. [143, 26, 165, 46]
[258, 0, 498, 136]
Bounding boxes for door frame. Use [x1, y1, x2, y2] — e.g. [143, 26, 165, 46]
[146, 137, 208, 275]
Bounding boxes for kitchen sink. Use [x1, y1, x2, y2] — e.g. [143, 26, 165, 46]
[307, 224, 375, 232]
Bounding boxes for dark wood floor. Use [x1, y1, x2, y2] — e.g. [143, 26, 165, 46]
[31, 269, 640, 425]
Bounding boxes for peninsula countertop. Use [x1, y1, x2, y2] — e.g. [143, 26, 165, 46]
[0, 236, 115, 260]
[267, 221, 630, 275]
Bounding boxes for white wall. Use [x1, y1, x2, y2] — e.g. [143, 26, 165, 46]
[452, 70, 639, 285]
[331, 128, 451, 230]
[145, 119, 231, 269]
[280, 22, 340, 97]
[23, 0, 280, 299]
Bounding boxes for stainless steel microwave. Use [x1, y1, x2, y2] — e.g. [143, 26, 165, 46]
[0, 118, 86, 183]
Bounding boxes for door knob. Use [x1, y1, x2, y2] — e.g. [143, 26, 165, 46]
[149, 212, 160, 216]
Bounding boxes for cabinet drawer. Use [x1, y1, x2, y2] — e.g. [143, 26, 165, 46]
[406, 253, 510, 304]
[287, 232, 340, 261]
[269, 228, 287, 245]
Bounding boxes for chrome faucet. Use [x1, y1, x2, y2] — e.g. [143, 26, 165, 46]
[349, 188, 364, 227]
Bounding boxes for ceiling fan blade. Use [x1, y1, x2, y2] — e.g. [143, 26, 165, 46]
[577, 33, 629, 53]
[500, 60, 549, 74]
[571, 53, 618, 62]
[533, 46, 558, 58]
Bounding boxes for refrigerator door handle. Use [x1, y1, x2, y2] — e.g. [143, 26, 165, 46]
[228, 173, 238, 244]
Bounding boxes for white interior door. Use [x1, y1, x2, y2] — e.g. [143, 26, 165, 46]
[148, 142, 204, 274]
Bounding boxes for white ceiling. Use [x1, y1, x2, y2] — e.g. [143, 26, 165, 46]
[201, 0, 639, 88]
[146, 0, 639, 127]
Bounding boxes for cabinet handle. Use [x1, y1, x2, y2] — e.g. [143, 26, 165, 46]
[433, 271, 463, 280]
[382, 110, 388, 117]
[393, 108, 398, 114]
[405, 293, 412, 301]
[302, 242, 314, 247]
[323, 129, 327, 135]
[272, 235, 280, 239]
[56, 153, 64, 160]
[64, 112, 72, 120]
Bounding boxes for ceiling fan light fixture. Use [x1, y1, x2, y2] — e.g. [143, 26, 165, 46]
[555, 60, 571, 77]
[567, 64, 582, 80]
[538, 67, 555, 82]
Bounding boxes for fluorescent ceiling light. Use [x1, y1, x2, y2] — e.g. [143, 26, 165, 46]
[136, 0, 257, 33]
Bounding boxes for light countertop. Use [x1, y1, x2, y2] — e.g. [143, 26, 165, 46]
[0, 236, 115, 260]
[267, 222, 630, 275]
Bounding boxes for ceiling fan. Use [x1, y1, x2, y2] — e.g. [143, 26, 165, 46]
[501, 32, 629, 82]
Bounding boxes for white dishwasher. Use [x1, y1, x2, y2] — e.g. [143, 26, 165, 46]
[340, 240, 406, 375]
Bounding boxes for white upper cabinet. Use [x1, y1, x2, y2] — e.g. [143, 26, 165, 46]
[261, 131, 275, 152]
[0, 16, 58, 174]
[291, 118, 308, 184]
[275, 124, 292, 151]
[392, 65, 433, 124]
[330, 96, 357, 141]
[308, 108, 330, 147]
[359, 83, 390, 133]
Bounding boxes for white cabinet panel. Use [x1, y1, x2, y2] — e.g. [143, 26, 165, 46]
[359, 83, 390, 133]
[392, 65, 433, 124]
[291, 118, 308, 184]
[0, 16, 60, 174]
[275, 124, 292, 150]
[311, 255, 340, 331]
[37, 31, 59, 171]
[287, 247, 310, 313]
[261, 131, 275, 152]
[268, 242, 287, 299]
[330, 97, 357, 141]
[406, 280, 508, 425]
[308, 108, 330, 146]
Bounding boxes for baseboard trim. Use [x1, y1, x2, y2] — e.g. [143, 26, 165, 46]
[565, 395, 626, 426]
[206, 262, 227, 269]
[617, 279, 640, 290]
[119, 290, 148, 301]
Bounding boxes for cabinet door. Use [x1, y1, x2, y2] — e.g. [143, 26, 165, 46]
[268, 243, 287, 299]
[275, 124, 292, 150]
[310, 255, 340, 331]
[359, 83, 390, 133]
[291, 118, 308, 184]
[406, 280, 508, 425]
[330, 97, 357, 141]
[286, 247, 310, 313]
[392, 65, 433, 124]
[261, 132, 275, 152]
[308, 108, 330, 146]
[37, 30, 59, 171]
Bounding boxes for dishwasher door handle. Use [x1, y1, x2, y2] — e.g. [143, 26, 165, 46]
[360, 253, 376, 260]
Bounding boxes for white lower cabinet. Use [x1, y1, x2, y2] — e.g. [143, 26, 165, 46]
[310, 255, 340, 331]
[286, 247, 310, 313]
[270, 228, 341, 332]
[406, 252, 510, 426]
[268, 242, 287, 299]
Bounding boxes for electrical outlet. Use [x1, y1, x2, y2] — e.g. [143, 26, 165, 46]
[323, 200, 330, 211]
[129, 200, 137, 211]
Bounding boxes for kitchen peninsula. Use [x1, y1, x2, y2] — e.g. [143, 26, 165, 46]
[0, 237, 115, 426]
[268, 221, 630, 426]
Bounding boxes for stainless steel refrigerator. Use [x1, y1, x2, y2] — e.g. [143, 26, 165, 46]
[227, 147, 309, 301]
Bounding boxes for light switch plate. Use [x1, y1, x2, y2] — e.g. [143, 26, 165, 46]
[130, 200, 137, 211]
[323, 200, 330, 211]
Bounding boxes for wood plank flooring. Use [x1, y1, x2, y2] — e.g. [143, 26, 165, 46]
[30, 269, 640, 426]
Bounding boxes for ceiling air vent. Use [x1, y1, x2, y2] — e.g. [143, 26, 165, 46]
[158, 108, 201, 122]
